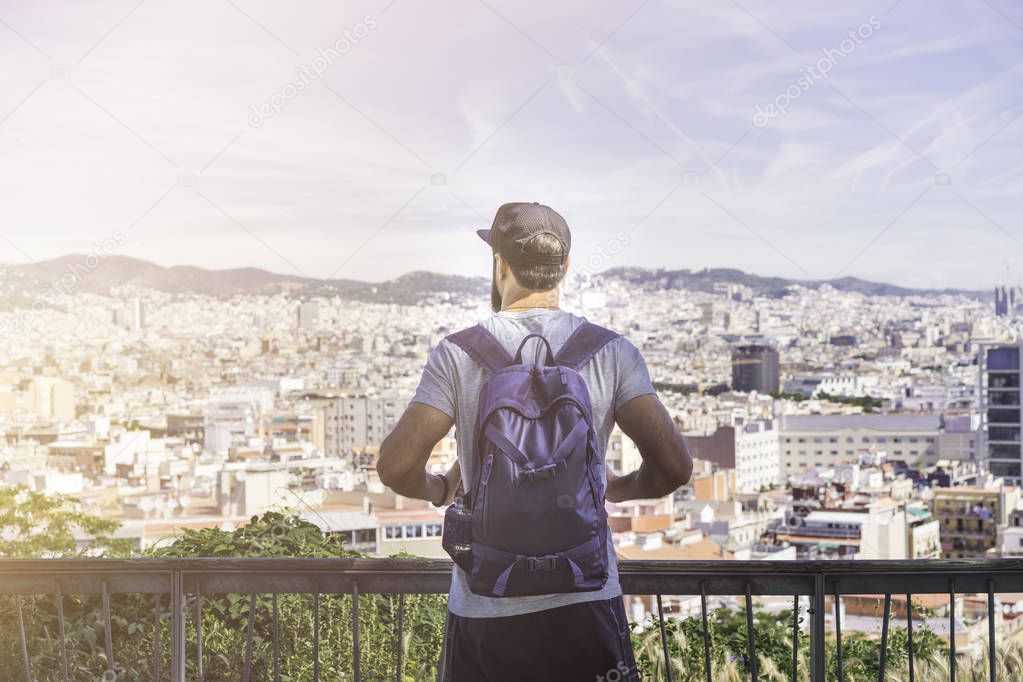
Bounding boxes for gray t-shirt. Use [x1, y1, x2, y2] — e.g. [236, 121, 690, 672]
[411, 309, 654, 618]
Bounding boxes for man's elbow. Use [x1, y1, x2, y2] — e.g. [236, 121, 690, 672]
[661, 437, 693, 492]
[376, 436, 401, 489]
[673, 456, 693, 489]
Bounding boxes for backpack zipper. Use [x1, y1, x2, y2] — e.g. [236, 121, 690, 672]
[478, 451, 495, 538]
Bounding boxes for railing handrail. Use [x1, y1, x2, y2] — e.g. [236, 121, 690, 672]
[0, 557, 1021, 596]
[0, 555, 1020, 571]
[0, 556, 1018, 572]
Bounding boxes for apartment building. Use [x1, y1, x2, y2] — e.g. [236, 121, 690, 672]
[204, 385, 275, 456]
[685, 420, 780, 492]
[907, 507, 942, 559]
[779, 414, 940, 473]
[935, 413, 980, 467]
[768, 503, 925, 561]
[324, 394, 401, 460]
[996, 509, 1023, 557]
[981, 344, 1023, 483]
[931, 483, 1020, 558]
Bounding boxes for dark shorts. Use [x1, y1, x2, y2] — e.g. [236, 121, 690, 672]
[441, 596, 640, 682]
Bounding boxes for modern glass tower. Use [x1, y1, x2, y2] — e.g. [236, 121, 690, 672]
[982, 344, 1023, 483]
[731, 344, 780, 395]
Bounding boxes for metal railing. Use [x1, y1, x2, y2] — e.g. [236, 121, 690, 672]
[1, 557, 1022, 681]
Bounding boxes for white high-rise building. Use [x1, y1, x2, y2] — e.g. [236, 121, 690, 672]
[132, 297, 145, 331]
[29, 377, 76, 422]
[297, 301, 319, 330]
[325, 394, 400, 459]
[204, 386, 275, 455]
[685, 420, 780, 493]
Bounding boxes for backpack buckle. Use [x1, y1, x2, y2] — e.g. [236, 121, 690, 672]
[526, 556, 558, 572]
[523, 462, 559, 482]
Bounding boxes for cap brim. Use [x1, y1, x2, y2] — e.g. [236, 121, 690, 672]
[475, 228, 492, 246]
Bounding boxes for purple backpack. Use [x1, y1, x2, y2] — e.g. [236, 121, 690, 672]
[441, 321, 619, 598]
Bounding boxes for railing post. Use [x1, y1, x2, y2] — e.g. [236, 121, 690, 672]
[15, 595, 31, 682]
[699, 582, 712, 682]
[243, 593, 256, 682]
[906, 593, 915, 682]
[810, 574, 826, 682]
[395, 593, 405, 682]
[877, 594, 891, 682]
[195, 583, 204, 681]
[949, 580, 957, 682]
[313, 590, 320, 682]
[273, 593, 281, 682]
[987, 580, 996, 682]
[791, 595, 799, 682]
[353, 581, 361, 682]
[744, 583, 759, 682]
[101, 580, 114, 676]
[170, 569, 186, 682]
[833, 581, 844, 682]
[55, 582, 69, 682]
[154, 593, 162, 681]
[655, 594, 674, 682]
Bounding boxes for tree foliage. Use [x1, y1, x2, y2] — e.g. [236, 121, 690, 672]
[1, 510, 446, 681]
[631, 602, 967, 682]
[0, 485, 128, 558]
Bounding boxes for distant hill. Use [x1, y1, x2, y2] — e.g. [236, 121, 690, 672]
[0, 255, 984, 305]
[601, 267, 985, 298]
[0, 255, 488, 304]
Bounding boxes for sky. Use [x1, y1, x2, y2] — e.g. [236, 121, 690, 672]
[0, 0, 1021, 289]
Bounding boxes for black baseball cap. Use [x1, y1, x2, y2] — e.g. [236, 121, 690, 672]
[476, 202, 571, 266]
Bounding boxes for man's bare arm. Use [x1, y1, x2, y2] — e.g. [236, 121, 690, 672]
[606, 394, 693, 502]
[377, 403, 459, 506]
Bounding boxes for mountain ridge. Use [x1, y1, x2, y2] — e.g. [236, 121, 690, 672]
[0, 255, 987, 304]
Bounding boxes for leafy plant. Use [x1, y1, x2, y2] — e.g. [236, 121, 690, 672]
[0, 485, 129, 558]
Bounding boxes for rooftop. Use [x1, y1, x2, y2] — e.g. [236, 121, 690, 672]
[779, 413, 942, 432]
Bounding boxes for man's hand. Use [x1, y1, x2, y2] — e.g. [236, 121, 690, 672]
[605, 464, 619, 487]
[441, 460, 462, 505]
[607, 394, 692, 503]
[378, 403, 456, 504]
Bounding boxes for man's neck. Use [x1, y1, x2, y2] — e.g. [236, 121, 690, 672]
[501, 290, 559, 312]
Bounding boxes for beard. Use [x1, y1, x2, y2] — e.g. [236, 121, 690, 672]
[491, 258, 502, 312]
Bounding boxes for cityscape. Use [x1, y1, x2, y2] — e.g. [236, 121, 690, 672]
[3, 251, 1023, 666]
[2, 0, 1022, 677]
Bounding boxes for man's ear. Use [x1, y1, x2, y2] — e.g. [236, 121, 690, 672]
[496, 253, 512, 281]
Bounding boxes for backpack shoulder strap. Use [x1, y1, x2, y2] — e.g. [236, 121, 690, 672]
[554, 321, 620, 370]
[445, 324, 514, 374]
